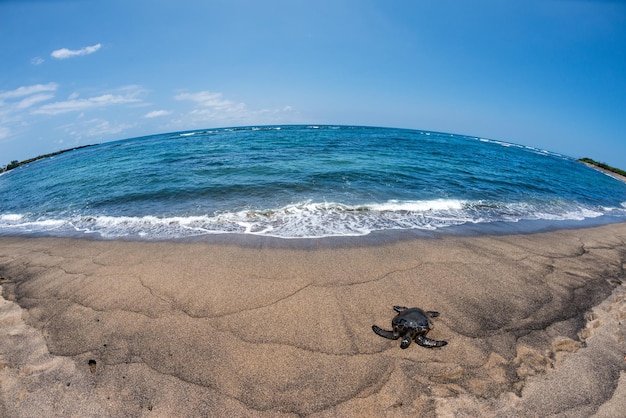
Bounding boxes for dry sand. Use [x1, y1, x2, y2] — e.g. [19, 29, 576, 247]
[1, 223, 625, 417]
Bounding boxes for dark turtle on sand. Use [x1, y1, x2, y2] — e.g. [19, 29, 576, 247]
[372, 306, 448, 349]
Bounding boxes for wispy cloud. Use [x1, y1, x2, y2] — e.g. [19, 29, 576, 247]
[33, 86, 145, 115]
[173, 89, 296, 126]
[174, 90, 248, 123]
[59, 118, 135, 140]
[175, 91, 246, 113]
[0, 83, 147, 150]
[0, 83, 58, 102]
[30, 57, 45, 65]
[16, 93, 55, 109]
[51, 43, 102, 59]
[0, 83, 59, 121]
[144, 109, 172, 118]
[34, 94, 138, 115]
[0, 83, 58, 141]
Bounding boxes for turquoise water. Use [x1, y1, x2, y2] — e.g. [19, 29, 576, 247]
[1, 125, 626, 239]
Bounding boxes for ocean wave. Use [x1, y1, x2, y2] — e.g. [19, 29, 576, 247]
[1, 199, 623, 240]
[0, 213, 66, 232]
[0, 214, 24, 222]
[475, 137, 565, 158]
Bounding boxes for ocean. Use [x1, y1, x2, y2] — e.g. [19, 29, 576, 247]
[1, 125, 626, 240]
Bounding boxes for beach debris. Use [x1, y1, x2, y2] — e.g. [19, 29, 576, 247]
[372, 306, 448, 349]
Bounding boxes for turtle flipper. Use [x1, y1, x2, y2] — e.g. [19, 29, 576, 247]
[393, 306, 409, 313]
[372, 325, 398, 340]
[415, 334, 447, 348]
[425, 311, 440, 318]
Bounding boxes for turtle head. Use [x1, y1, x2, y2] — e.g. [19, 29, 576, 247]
[400, 336, 412, 349]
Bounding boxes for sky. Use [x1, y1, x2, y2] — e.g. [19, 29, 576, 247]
[1, 0, 626, 169]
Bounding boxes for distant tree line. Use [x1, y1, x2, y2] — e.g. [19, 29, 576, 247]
[579, 157, 626, 177]
[1, 144, 96, 173]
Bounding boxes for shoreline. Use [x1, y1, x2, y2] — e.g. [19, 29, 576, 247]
[3, 215, 626, 250]
[582, 161, 626, 184]
[1, 224, 625, 416]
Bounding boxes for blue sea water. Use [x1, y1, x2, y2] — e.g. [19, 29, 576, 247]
[1, 125, 626, 240]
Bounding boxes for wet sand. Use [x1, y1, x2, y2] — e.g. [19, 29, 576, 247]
[1, 223, 625, 417]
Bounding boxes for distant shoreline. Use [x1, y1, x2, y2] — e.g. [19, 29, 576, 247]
[579, 158, 626, 184]
[1, 144, 97, 173]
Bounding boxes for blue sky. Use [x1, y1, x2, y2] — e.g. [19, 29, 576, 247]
[1, 0, 626, 168]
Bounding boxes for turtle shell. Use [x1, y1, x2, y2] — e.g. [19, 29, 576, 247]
[392, 308, 431, 333]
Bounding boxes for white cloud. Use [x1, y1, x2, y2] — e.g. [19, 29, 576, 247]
[59, 118, 134, 139]
[175, 90, 248, 122]
[172, 89, 298, 127]
[33, 87, 144, 115]
[51, 43, 102, 59]
[0, 83, 58, 141]
[16, 93, 55, 109]
[31, 57, 44, 65]
[0, 83, 58, 102]
[34, 94, 135, 115]
[256, 105, 295, 116]
[175, 91, 246, 112]
[144, 109, 172, 118]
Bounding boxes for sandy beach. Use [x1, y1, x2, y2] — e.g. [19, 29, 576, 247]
[1, 224, 625, 417]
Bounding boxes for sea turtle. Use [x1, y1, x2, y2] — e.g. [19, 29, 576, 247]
[372, 306, 448, 349]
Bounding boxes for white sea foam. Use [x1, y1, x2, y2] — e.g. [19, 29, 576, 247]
[110, 201, 618, 238]
[368, 199, 465, 212]
[252, 126, 282, 131]
[0, 214, 24, 222]
[1, 199, 624, 240]
[0, 214, 65, 232]
[472, 137, 564, 158]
